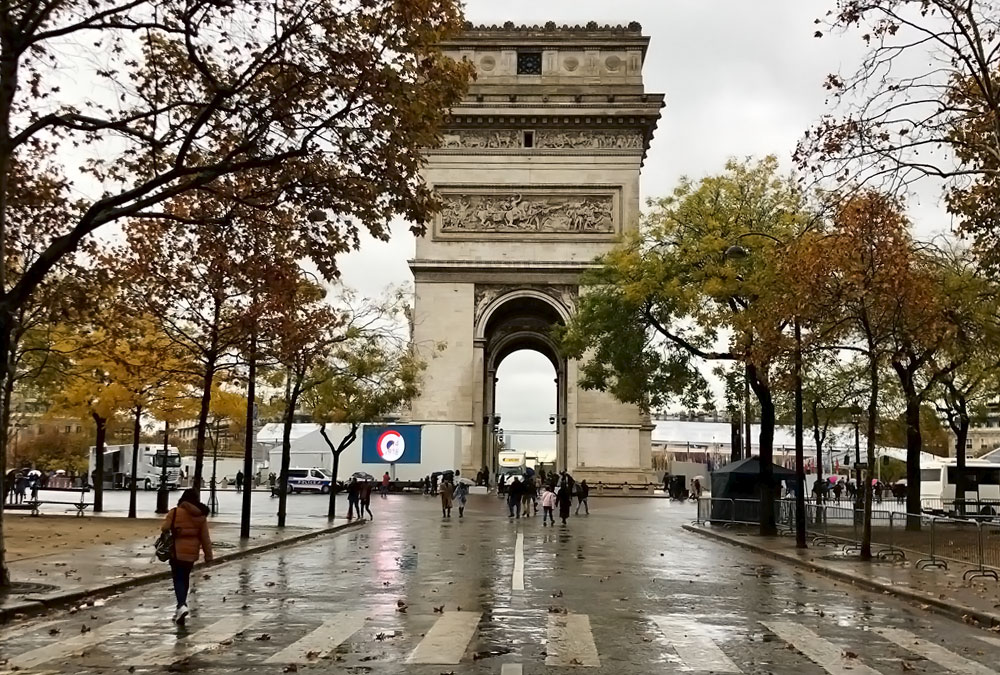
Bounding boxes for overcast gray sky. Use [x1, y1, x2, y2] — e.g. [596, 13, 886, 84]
[337, 1, 952, 457]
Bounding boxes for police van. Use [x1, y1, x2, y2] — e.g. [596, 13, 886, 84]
[286, 467, 333, 494]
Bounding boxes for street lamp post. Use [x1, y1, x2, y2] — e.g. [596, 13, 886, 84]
[792, 317, 806, 548]
[850, 405, 863, 520]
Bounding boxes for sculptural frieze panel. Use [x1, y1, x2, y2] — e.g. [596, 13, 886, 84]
[535, 130, 643, 150]
[474, 284, 578, 329]
[441, 130, 520, 149]
[441, 193, 615, 234]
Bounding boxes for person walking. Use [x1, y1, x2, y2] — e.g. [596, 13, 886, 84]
[521, 475, 534, 518]
[507, 477, 522, 518]
[14, 472, 27, 505]
[28, 473, 39, 501]
[268, 472, 277, 496]
[556, 481, 572, 525]
[360, 480, 374, 520]
[161, 488, 213, 625]
[235, 471, 244, 493]
[4, 469, 15, 503]
[575, 480, 590, 515]
[346, 477, 361, 519]
[541, 484, 556, 526]
[381, 472, 390, 498]
[440, 478, 454, 518]
[453, 479, 469, 518]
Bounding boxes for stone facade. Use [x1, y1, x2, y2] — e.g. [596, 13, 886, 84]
[408, 23, 663, 482]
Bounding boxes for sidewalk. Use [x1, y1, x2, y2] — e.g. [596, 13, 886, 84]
[1, 517, 364, 622]
[684, 523, 1000, 629]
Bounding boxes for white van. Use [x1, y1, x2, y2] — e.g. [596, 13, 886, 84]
[285, 467, 333, 494]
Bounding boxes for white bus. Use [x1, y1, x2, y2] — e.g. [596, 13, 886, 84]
[920, 458, 1000, 516]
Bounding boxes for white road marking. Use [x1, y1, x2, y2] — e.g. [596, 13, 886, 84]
[501, 665, 523, 675]
[513, 532, 525, 592]
[977, 635, 1000, 649]
[652, 615, 741, 673]
[546, 613, 601, 667]
[130, 615, 263, 666]
[0, 618, 66, 643]
[407, 611, 481, 664]
[9, 618, 137, 670]
[761, 621, 880, 675]
[264, 611, 367, 664]
[876, 627, 996, 675]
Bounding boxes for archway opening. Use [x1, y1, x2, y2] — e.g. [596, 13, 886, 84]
[495, 349, 557, 474]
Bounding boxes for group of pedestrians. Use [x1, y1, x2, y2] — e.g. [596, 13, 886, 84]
[437, 471, 469, 517]
[4, 468, 41, 504]
[346, 477, 375, 520]
[505, 471, 588, 526]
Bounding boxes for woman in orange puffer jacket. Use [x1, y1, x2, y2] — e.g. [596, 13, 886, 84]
[161, 488, 213, 625]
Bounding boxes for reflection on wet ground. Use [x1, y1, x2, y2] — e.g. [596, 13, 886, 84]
[1, 495, 998, 673]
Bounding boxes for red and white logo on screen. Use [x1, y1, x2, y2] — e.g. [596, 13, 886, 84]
[377, 430, 405, 462]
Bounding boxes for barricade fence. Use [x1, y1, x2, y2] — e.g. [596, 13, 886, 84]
[696, 497, 1000, 581]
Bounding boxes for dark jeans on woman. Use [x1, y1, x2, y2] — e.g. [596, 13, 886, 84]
[169, 559, 194, 608]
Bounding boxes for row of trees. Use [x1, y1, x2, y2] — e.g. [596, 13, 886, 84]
[0, 0, 474, 588]
[562, 0, 1000, 560]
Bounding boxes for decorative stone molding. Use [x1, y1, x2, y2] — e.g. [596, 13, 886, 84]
[441, 193, 614, 234]
[474, 284, 578, 331]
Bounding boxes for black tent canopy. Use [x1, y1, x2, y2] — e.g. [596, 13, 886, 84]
[709, 456, 796, 523]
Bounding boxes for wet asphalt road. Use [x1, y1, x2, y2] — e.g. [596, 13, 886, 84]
[1, 495, 999, 674]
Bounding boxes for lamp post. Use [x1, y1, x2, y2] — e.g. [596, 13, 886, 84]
[850, 405, 863, 520]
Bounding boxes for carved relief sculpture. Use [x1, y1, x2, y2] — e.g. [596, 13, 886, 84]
[441, 130, 520, 149]
[535, 130, 643, 149]
[441, 194, 615, 233]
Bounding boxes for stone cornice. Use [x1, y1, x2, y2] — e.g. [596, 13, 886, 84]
[444, 22, 650, 58]
[409, 259, 600, 275]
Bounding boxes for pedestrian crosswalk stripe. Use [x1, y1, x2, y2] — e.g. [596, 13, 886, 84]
[875, 627, 995, 675]
[651, 615, 741, 673]
[546, 613, 601, 667]
[130, 615, 264, 666]
[976, 635, 1000, 649]
[9, 618, 137, 670]
[407, 611, 481, 664]
[0, 618, 65, 643]
[500, 664, 523, 675]
[264, 611, 367, 664]
[513, 532, 525, 592]
[761, 621, 881, 675]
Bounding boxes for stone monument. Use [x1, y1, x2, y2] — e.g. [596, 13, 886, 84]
[408, 21, 664, 482]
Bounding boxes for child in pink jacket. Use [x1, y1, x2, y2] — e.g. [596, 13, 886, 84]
[541, 485, 557, 526]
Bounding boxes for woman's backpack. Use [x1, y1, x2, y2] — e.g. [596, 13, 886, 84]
[154, 509, 177, 562]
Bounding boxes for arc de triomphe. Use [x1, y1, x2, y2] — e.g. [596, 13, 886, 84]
[409, 22, 663, 482]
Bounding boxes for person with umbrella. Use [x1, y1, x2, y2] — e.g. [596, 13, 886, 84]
[556, 479, 572, 525]
[453, 472, 471, 518]
[346, 477, 361, 519]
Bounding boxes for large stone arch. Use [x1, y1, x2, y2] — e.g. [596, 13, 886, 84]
[478, 292, 570, 473]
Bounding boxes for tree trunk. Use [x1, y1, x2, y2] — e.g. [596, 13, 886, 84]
[240, 329, 257, 540]
[92, 414, 106, 513]
[893, 360, 923, 530]
[192, 349, 218, 492]
[954, 394, 970, 517]
[277, 371, 303, 529]
[321, 422, 358, 520]
[128, 405, 141, 519]
[861, 356, 879, 561]
[748, 364, 777, 536]
[0, 312, 13, 587]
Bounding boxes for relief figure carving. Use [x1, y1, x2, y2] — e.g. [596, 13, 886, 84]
[441, 194, 615, 234]
[535, 130, 643, 149]
[441, 130, 520, 149]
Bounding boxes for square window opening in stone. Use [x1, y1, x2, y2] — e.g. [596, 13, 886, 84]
[517, 51, 543, 75]
[523, 130, 534, 148]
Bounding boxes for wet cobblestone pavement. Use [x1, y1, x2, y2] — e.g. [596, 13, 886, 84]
[1, 496, 999, 673]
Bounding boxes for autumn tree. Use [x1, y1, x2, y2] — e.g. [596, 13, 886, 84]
[0, 0, 471, 588]
[270, 281, 348, 528]
[303, 300, 424, 520]
[795, 190, 916, 558]
[559, 157, 811, 536]
[799, 2, 1000, 267]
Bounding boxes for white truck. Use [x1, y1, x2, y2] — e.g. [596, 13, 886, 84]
[497, 451, 527, 481]
[89, 444, 182, 490]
